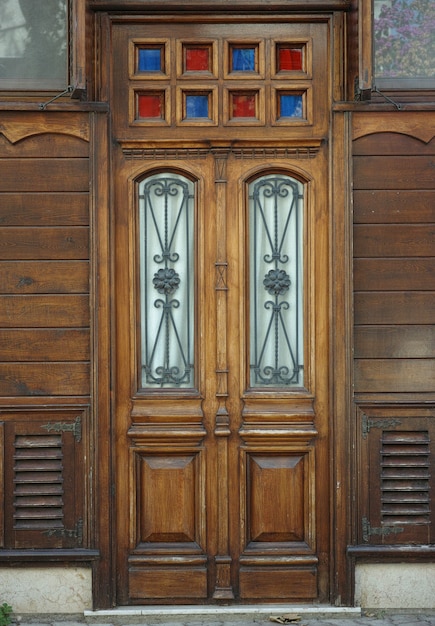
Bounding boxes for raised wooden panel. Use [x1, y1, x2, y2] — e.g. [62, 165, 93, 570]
[354, 326, 435, 359]
[354, 225, 435, 257]
[353, 190, 435, 224]
[353, 156, 435, 190]
[0, 193, 89, 226]
[0, 160, 90, 193]
[354, 259, 435, 291]
[0, 229, 89, 261]
[0, 363, 90, 397]
[354, 293, 435, 325]
[239, 566, 317, 599]
[354, 360, 435, 393]
[0, 262, 89, 294]
[0, 329, 90, 362]
[356, 405, 435, 545]
[0, 295, 90, 327]
[247, 453, 305, 543]
[129, 564, 207, 599]
[136, 452, 201, 544]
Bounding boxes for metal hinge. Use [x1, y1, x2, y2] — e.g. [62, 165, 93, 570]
[43, 518, 83, 545]
[361, 414, 401, 439]
[362, 517, 404, 543]
[41, 415, 82, 442]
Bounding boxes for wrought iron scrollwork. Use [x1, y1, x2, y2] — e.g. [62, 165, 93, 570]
[139, 175, 194, 388]
[250, 175, 304, 387]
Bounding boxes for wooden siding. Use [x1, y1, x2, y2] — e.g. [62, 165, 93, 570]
[353, 130, 435, 395]
[0, 117, 90, 398]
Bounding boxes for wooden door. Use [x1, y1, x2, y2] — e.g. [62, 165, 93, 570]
[110, 17, 331, 604]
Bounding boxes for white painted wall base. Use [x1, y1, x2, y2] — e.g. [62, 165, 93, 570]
[355, 563, 435, 609]
[0, 567, 92, 614]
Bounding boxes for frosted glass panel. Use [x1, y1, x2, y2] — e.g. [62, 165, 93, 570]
[249, 175, 304, 387]
[139, 173, 195, 388]
[0, 0, 67, 85]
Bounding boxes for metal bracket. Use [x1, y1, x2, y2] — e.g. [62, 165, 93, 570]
[362, 414, 401, 439]
[362, 517, 404, 543]
[41, 415, 82, 442]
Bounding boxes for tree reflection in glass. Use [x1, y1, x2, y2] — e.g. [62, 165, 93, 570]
[0, 0, 67, 84]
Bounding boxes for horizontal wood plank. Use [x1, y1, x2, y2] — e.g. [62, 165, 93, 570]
[0, 160, 89, 192]
[0, 132, 88, 158]
[0, 261, 89, 294]
[0, 193, 89, 226]
[0, 295, 89, 328]
[0, 329, 90, 361]
[353, 156, 435, 190]
[354, 359, 435, 393]
[0, 362, 90, 396]
[0, 228, 89, 261]
[353, 133, 435, 157]
[354, 326, 435, 358]
[354, 225, 435, 258]
[353, 190, 435, 224]
[354, 292, 435, 325]
[354, 259, 435, 291]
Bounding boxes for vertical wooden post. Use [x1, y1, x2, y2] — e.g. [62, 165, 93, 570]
[212, 147, 234, 599]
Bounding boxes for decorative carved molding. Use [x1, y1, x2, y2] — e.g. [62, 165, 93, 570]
[0, 117, 90, 144]
[122, 146, 320, 160]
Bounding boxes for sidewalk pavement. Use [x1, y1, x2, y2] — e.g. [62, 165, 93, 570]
[12, 609, 435, 626]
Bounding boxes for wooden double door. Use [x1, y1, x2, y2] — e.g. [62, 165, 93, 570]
[111, 18, 331, 604]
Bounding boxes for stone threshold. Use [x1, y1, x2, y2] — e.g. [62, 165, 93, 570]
[84, 605, 361, 623]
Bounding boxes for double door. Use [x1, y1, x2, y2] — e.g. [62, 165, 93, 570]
[111, 18, 331, 604]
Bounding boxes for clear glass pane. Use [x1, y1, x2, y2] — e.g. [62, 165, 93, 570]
[139, 173, 195, 388]
[374, 0, 435, 80]
[249, 174, 304, 388]
[0, 0, 67, 84]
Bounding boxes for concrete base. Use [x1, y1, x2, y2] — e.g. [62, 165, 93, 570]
[355, 563, 435, 609]
[0, 567, 92, 614]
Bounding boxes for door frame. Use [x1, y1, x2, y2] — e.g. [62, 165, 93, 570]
[90, 7, 354, 608]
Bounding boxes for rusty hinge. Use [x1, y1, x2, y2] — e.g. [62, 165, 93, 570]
[43, 518, 83, 544]
[362, 517, 404, 543]
[41, 415, 82, 442]
[361, 413, 401, 439]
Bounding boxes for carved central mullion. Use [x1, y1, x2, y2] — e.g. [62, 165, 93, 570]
[212, 148, 234, 599]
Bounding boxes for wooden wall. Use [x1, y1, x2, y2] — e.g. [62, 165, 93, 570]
[0, 111, 92, 552]
[352, 113, 435, 550]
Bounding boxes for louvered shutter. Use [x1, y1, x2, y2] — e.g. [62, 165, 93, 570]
[357, 406, 435, 546]
[2, 410, 86, 550]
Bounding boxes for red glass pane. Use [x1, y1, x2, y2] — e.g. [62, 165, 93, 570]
[232, 93, 256, 118]
[185, 48, 210, 71]
[278, 47, 303, 71]
[138, 94, 163, 118]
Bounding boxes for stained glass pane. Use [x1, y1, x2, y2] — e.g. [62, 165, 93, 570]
[232, 93, 256, 118]
[138, 48, 162, 72]
[185, 94, 209, 118]
[249, 174, 304, 388]
[138, 93, 164, 119]
[139, 173, 195, 388]
[279, 94, 303, 118]
[374, 0, 435, 80]
[185, 47, 210, 71]
[231, 47, 255, 71]
[278, 47, 303, 72]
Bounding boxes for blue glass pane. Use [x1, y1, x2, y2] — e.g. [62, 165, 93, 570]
[185, 95, 209, 118]
[232, 48, 255, 71]
[138, 48, 162, 72]
[280, 94, 303, 118]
